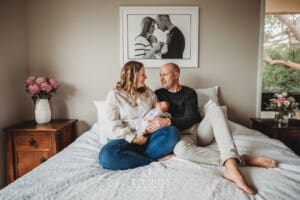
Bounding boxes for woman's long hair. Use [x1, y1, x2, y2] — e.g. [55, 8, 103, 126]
[116, 61, 146, 100]
[139, 17, 155, 38]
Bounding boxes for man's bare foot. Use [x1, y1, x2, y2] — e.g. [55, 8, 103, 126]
[157, 154, 175, 161]
[223, 158, 257, 195]
[242, 155, 277, 168]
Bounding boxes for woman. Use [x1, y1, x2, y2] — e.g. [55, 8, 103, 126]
[99, 61, 180, 170]
[134, 17, 162, 59]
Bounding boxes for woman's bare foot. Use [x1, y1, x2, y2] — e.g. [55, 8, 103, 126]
[223, 158, 257, 195]
[242, 155, 277, 168]
[157, 154, 175, 161]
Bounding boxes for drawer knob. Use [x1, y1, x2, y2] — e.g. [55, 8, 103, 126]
[40, 157, 47, 163]
[28, 138, 37, 146]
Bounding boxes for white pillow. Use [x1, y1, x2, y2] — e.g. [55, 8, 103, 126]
[94, 100, 106, 126]
[195, 86, 219, 116]
[94, 100, 109, 144]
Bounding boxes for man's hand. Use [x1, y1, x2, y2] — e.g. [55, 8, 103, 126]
[132, 134, 148, 145]
[146, 117, 171, 133]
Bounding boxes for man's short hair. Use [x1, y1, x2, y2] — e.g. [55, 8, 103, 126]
[167, 63, 180, 74]
[157, 15, 171, 23]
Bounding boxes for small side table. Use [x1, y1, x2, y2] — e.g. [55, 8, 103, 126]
[4, 119, 77, 184]
[250, 118, 300, 155]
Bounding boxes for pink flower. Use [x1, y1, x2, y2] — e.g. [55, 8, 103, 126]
[26, 76, 36, 85]
[40, 82, 53, 93]
[277, 98, 285, 104]
[49, 78, 59, 89]
[35, 77, 48, 85]
[25, 76, 59, 101]
[28, 84, 40, 95]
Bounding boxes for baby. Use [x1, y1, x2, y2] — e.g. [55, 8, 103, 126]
[146, 34, 168, 57]
[136, 101, 171, 135]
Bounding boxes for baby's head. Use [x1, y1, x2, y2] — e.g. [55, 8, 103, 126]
[148, 35, 158, 44]
[154, 101, 169, 112]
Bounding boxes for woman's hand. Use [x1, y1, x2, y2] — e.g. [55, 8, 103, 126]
[132, 134, 148, 145]
[146, 117, 171, 133]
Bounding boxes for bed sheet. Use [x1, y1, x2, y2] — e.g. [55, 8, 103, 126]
[0, 121, 300, 200]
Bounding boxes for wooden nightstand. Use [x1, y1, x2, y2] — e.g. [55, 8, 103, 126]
[4, 119, 77, 184]
[250, 118, 300, 155]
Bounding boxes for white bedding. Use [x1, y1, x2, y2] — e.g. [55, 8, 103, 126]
[1, 121, 300, 200]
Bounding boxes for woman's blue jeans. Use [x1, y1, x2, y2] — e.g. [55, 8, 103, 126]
[99, 126, 180, 170]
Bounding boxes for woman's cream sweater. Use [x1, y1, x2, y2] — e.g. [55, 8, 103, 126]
[102, 87, 157, 143]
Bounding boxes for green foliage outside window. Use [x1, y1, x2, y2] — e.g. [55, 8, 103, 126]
[263, 14, 300, 93]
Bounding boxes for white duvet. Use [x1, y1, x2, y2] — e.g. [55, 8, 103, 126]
[1, 121, 300, 200]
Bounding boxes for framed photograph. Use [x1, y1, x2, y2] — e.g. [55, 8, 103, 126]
[120, 6, 199, 68]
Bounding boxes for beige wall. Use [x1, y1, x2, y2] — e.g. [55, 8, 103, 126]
[26, 0, 261, 133]
[0, 0, 30, 188]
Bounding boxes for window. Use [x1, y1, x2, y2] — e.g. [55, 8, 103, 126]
[261, 14, 300, 111]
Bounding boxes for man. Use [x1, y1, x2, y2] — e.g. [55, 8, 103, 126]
[147, 63, 277, 195]
[156, 15, 185, 59]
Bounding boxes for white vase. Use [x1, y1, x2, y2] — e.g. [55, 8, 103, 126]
[35, 99, 51, 124]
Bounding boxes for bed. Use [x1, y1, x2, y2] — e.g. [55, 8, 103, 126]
[0, 120, 299, 200]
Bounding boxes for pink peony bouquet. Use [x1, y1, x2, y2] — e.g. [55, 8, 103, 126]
[25, 76, 59, 102]
[266, 91, 299, 121]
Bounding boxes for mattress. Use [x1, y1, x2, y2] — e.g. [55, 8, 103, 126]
[0, 121, 300, 200]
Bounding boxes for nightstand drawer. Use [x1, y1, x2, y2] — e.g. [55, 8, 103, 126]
[14, 134, 51, 151]
[16, 151, 49, 178]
